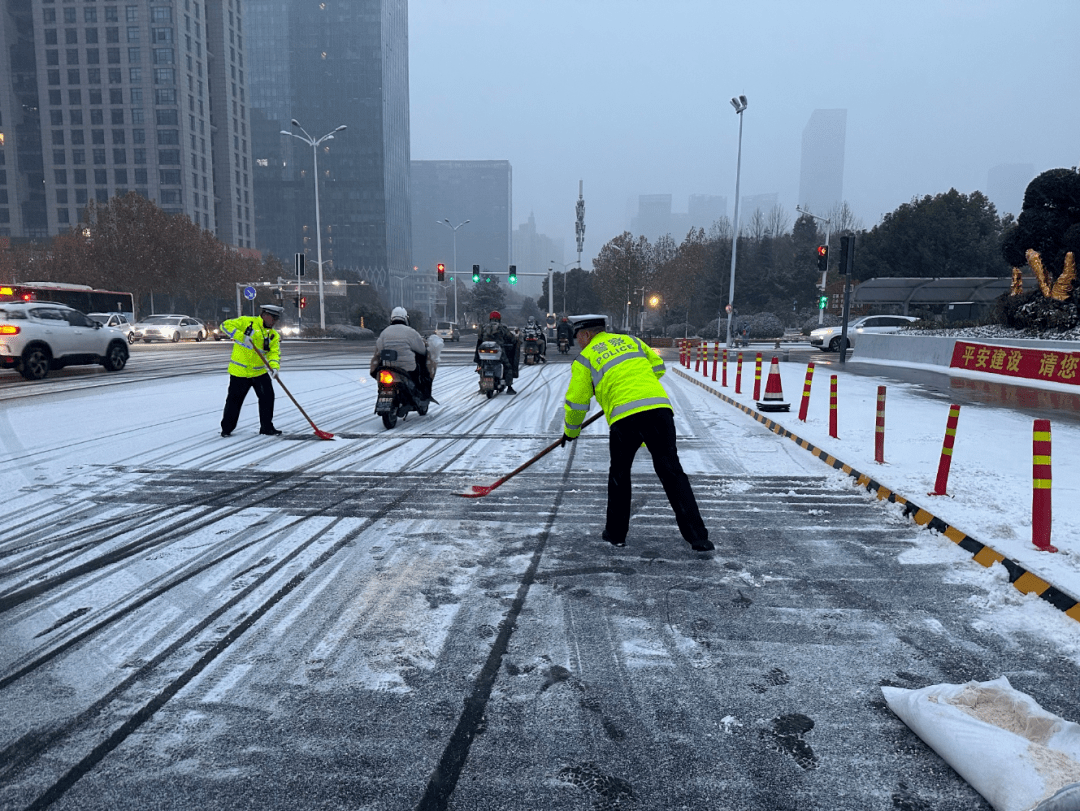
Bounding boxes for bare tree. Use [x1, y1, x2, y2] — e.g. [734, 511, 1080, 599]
[828, 200, 863, 234]
[766, 204, 791, 237]
[746, 208, 768, 241]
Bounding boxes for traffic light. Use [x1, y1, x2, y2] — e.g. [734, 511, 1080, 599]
[472, 264, 481, 283]
[300, 296, 307, 309]
[838, 235, 854, 275]
[437, 263, 445, 282]
[816, 245, 828, 273]
[508, 265, 517, 284]
[818, 295, 828, 310]
[294, 296, 300, 308]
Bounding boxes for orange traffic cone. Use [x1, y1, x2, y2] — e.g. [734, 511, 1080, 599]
[757, 356, 790, 412]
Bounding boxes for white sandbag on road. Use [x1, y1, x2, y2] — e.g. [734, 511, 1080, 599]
[882, 676, 1080, 811]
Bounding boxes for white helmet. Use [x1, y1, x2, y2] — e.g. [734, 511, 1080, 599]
[390, 306, 409, 325]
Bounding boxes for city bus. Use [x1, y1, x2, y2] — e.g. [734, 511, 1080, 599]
[0, 282, 135, 316]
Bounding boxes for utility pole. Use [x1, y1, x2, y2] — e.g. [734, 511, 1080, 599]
[796, 205, 832, 325]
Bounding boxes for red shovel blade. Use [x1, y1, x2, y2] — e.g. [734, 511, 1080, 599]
[313, 428, 335, 440]
[456, 482, 500, 498]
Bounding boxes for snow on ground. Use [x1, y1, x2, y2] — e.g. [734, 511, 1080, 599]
[664, 354, 1080, 615]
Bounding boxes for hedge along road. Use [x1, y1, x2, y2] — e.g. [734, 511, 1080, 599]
[0, 356, 1077, 811]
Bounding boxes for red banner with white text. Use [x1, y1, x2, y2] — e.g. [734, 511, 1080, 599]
[949, 341, 1080, 387]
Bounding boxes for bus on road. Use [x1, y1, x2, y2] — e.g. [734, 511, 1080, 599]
[0, 282, 135, 316]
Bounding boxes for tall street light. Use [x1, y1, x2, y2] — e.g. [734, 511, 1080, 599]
[725, 95, 747, 347]
[550, 259, 578, 313]
[281, 119, 347, 330]
[439, 218, 469, 325]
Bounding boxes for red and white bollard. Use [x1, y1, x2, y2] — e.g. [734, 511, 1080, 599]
[678, 340, 684, 367]
[703, 342, 711, 379]
[735, 352, 743, 394]
[874, 385, 886, 463]
[829, 375, 838, 439]
[752, 352, 763, 401]
[797, 362, 815, 422]
[711, 341, 719, 382]
[694, 342, 701, 372]
[929, 404, 960, 496]
[721, 349, 728, 387]
[1032, 419, 1057, 552]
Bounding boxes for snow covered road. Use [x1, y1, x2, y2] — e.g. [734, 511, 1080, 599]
[1, 351, 1077, 810]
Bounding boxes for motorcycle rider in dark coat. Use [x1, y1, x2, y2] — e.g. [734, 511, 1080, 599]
[473, 310, 521, 394]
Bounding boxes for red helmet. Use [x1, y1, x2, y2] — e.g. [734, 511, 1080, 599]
[489, 310, 501, 321]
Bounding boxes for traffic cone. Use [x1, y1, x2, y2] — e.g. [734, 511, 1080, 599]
[756, 356, 790, 412]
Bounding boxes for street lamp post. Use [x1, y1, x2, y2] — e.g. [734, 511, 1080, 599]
[281, 119, 347, 330]
[796, 205, 832, 325]
[726, 95, 747, 347]
[608, 243, 631, 329]
[439, 219, 469, 325]
[550, 259, 579, 314]
[634, 287, 647, 335]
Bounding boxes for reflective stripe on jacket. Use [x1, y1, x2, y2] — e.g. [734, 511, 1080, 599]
[221, 315, 280, 378]
[563, 330, 669, 438]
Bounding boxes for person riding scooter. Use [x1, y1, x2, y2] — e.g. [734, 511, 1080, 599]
[523, 316, 547, 363]
[369, 306, 433, 399]
[473, 310, 520, 394]
[556, 316, 573, 353]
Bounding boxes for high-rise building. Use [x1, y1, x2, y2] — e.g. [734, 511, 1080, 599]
[512, 212, 563, 300]
[631, 193, 727, 243]
[798, 109, 847, 218]
[986, 163, 1034, 219]
[410, 159, 512, 316]
[0, 0, 254, 246]
[246, 0, 411, 296]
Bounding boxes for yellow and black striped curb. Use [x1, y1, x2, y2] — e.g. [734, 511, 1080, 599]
[673, 366, 1080, 624]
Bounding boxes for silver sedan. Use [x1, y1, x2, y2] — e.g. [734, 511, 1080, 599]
[132, 314, 207, 343]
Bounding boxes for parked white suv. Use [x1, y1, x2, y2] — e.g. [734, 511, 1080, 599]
[810, 314, 917, 352]
[0, 302, 130, 380]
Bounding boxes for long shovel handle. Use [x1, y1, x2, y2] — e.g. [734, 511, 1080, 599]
[458, 411, 604, 497]
[246, 339, 333, 438]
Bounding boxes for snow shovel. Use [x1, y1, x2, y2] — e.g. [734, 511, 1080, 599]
[246, 341, 335, 440]
[457, 411, 603, 498]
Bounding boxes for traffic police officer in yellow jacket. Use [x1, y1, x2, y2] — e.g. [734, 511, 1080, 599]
[561, 314, 712, 551]
[219, 303, 284, 437]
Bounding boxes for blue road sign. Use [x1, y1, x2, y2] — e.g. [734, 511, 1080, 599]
[243, 286, 257, 301]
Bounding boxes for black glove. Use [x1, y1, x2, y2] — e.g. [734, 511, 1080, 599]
[560, 433, 576, 448]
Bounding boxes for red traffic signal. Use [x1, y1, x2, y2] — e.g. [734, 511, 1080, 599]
[300, 296, 307, 309]
[816, 245, 829, 272]
[437, 263, 446, 282]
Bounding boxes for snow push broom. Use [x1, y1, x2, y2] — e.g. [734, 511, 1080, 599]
[457, 411, 603, 499]
[247, 341, 335, 440]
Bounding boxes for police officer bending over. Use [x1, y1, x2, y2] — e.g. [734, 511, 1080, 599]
[220, 303, 284, 437]
[561, 314, 712, 552]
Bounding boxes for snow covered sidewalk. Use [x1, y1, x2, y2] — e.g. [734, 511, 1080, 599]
[668, 358, 1080, 617]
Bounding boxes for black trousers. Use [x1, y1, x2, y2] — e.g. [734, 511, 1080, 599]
[221, 374, 275, 433]
[606, 408, 708, 545]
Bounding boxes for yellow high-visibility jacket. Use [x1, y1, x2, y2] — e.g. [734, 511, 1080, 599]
[221, 316, 280, 378]
[563, 331, 670, 438]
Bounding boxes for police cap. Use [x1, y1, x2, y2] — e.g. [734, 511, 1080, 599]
[569, 314, 606, 336]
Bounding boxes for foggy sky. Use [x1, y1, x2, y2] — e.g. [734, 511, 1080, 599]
[408, 0, 1080, 262]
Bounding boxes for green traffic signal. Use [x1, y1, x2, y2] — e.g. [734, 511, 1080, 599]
[472, 264, 480, 283]
[508, 264, 517, 284]
[818, 295, 828, 310]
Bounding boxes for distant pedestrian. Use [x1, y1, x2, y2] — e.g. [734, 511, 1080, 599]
[219, 303, 284, 437]
[561, 314, 712, 551]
